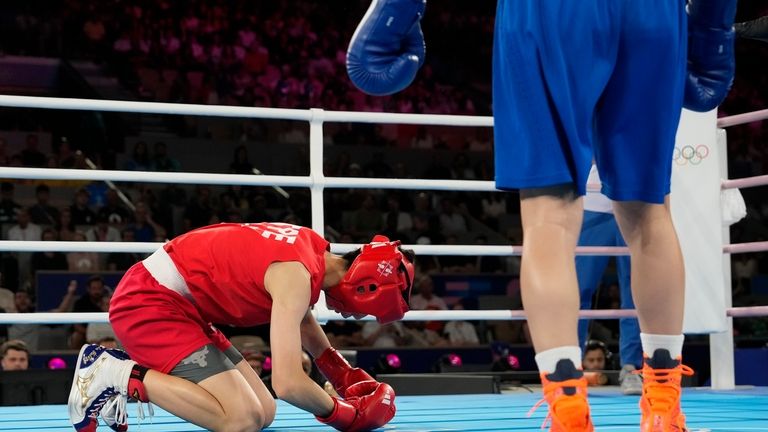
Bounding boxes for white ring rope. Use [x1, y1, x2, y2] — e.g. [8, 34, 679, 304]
[3, 306, 768, 325]
[721, 174, 768, 190]
[1, 95, 764, 127]
[3, 241, 767, 256]
[0, 167, 605, 193]
[0, 167, 312, 188]
[0, 95, 492, 127]
[716, 108, 768, 128]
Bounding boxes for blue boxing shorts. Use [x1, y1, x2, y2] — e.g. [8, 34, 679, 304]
[493, 0, 686, 203]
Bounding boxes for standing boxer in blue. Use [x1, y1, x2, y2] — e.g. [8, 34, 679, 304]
[345, 0, 735, 430]
[577, 164, 642, 396]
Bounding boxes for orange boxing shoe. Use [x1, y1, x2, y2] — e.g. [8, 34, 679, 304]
[530, 360, 594, 432]
[639, 349, 694, 432]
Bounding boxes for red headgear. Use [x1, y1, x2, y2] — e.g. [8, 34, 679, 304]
[325, 235, 414, 324]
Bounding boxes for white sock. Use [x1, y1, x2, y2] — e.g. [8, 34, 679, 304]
[640, 333, 684, 359]
[535, 346, 582, 373]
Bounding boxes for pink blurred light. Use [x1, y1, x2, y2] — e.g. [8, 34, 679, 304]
[447, 353, 463, 367]
[386, 353, 401, 369]
[48, 357, 67, 370]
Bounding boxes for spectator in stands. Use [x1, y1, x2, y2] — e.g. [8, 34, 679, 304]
[323, 320, 364, 348]
[411, 126, 435, 149]
[216, 191, 242, 222]
[86, 290, 117, 345]
[0, 271, 12, 328]
[56, 207, 76, 241]
[327, 151, 352, 177]
[733, 253, 758, 297]
[401, 321, 449, 347]
[439, 235, 476, 273]
[0, 182, 21, 225]
[123, 141, 151, 171]
[107, 228, 144, 271]
[20, 133, 47, 167]
[466, 128, 492, 152]
[82, 11, 107, 60]
[480, 193, 507, 231]
[450, 153, 476, 180]
[8, 208, 42, 243]
[7, 208, 42, 289]
[182, 186, 215, 232]
[443, 300, 480, 346]
[438, 197, 468, 236]
[410, 275, 448, 310]
[157, 184, 188, 208]
[29, 184, 60, 226]
[96, 336, 119, 349]
[582, 339, 611, 371]
[66, 231, 100, 272]
[0, 339, 29, 371]
[474, 234, 504, 273]
[97, 189, 132, 226]
[361, 321, 409, 348]
[246, 194, 271, 223]
[56, 137, 76, 168]
[6, 283, 77, 351]
[126, 202, 161, 242]
[229, 145, 254, 174]
[71, 276, 109, 349]
[381, 195, 413, 239]
[85, 213, 121, 242]
[69, 188, 96, 226]
[346, 193, 383, 241]
[30, 228, 68, 276]
[151, 141, 181, 172]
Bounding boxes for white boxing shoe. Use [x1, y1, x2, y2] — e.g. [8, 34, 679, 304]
[68, 344, 135, 431]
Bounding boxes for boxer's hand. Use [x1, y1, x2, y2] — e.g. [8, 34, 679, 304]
[315, 347, 375, 398]
[684, 0, 738, 112]
[316, 382, 396, 431]
[347, 0, 426, 95]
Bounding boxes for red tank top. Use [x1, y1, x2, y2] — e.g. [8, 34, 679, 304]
[163, 222, 329, 326]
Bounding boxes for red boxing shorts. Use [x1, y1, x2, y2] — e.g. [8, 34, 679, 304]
[109, 262, 231, 373]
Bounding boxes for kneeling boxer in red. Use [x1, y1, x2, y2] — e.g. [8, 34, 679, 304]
[68, 222, 414, 432]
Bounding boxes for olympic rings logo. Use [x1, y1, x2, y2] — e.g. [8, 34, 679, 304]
[673, 145, 709, 166]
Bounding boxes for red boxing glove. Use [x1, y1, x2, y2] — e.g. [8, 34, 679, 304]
[315, 347, 376, 398]
[316, 382, 397, 432]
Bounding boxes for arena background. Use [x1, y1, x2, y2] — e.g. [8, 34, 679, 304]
[0, 1, 767, 429]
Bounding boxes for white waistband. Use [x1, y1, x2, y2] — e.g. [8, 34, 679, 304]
[142, 247, 194, 303]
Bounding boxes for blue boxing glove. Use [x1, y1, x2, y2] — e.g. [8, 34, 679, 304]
[684, 0, 738, 112]
[347, 0, 426, 96]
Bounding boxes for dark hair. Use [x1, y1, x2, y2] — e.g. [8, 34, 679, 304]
[1, 339, 29, 358]
[583, 339, 613, 367]
[36, 183, 50, 194]
[97, 336, 117, 345]
[87, 275, 104, 286]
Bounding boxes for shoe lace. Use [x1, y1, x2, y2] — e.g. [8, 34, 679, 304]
[88, 388, 118, 420]
[527, 378, 589, 431]
[102, 393, 155, 429]
[102, 395, 128, 426]
[137, 400, 155, 425]
[641, 364, 694, 413]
